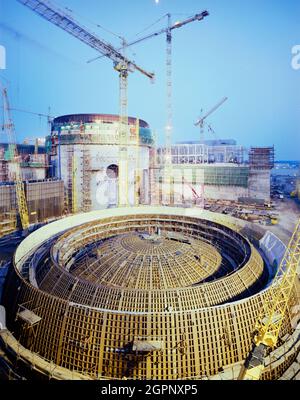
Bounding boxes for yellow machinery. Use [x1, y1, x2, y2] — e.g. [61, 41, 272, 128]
[238, 217, 300, 380]
[1, 83, 29, 231]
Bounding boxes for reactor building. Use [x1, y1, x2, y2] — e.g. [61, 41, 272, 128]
[46, 114, 154, 212]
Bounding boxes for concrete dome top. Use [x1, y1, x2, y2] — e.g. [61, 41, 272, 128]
[52, 113, 149, 128]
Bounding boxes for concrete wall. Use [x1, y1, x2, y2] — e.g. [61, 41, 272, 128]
[248, 169, 271, 202]
[0, 180, 64, 224]
[204, 184, 248, 201]
[150, 165, 250, 204]
[56, 143, 151, 211]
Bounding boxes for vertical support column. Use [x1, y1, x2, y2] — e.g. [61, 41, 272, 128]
[118, 65, 129, 207]
[163, 14, 173, 206]
[72, 154, 77, 213]
[1, 86, 29, 230]
[66, 147, 72, 213]
[135, 118, 140, 206]
[81, 145, 92, 212]
[149, 131, 159, 206]
[56, 303, 70, 366]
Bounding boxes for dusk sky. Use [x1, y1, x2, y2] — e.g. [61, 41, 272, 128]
[0, 0, 299, 160]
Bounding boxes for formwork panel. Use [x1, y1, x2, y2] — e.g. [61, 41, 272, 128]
[2, 208, 297, 380]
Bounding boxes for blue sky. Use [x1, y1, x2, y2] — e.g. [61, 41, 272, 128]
[0, 0, 299, 160]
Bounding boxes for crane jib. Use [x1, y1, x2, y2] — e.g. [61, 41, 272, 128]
[17, 0, 153, 80]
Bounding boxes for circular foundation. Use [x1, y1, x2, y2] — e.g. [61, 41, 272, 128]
[2, 207, 297, 380]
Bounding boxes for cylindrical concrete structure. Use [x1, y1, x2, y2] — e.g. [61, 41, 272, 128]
[2, 207, 299, 380]
[46, 114, 154, 211]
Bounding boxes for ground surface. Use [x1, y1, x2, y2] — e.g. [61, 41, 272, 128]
[265, 198, 300, 244]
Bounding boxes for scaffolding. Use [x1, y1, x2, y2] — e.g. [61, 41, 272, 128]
[65, 148, 72, 213]
[72, 155, 77, 214]
[7, 210, 294, 380]
[0, 211, 16, 237]
[134, 118, 140, 206]
[66, 147, 77, 214]
[0, 148, 8, 182]
[157, 165, 248, 193]
[16, 303, 42, 351]
[249, 147, 274, 170]
[149, 143, 160, 205]
[81, 147, 92, 212]
[0, 184, 16, 237]
[0, 180, 64, 233]
[200, 165, 249, 187]
[158, 143, 245, 165]
[25, 180, 65, 224]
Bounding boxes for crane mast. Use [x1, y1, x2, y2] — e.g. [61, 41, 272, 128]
[114, 59, 129, 206]
[1, 84, 30, 230]
[88, 10, 209, 205]
[164, 13, 173, 204]
[17, 0, 154, 208]
[239, 217, 300, 380]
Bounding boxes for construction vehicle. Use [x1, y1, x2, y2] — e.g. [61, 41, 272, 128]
[195, 97, 228, 143]
[17, 0, 154, 208]
[238, 217, 300, 380]
[1, 83, 30, 232]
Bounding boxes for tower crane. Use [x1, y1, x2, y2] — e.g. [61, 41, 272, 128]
[195, 96, 228, 143]
[17, 0, 154, 208]
[88, 11, 209, 65]
[89, 10, 209, 205]
[1, 83, 30, 230]
[238, 217, 300, 380]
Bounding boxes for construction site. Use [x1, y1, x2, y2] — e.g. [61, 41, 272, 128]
[0, 0, 299, 382]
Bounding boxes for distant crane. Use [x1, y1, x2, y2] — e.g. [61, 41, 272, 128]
[195, 97, 228, 143]
[17, 0, 154, 208]
[89, 10, 209, 204]
[1, 83, 30, 230]
[9, 107, 53, 139]
[238, 217, 300, 380]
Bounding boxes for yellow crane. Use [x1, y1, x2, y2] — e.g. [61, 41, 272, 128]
[238, 217, 300, 380]
[17, 0, 154, 209]
[1, 83, 30, 231]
